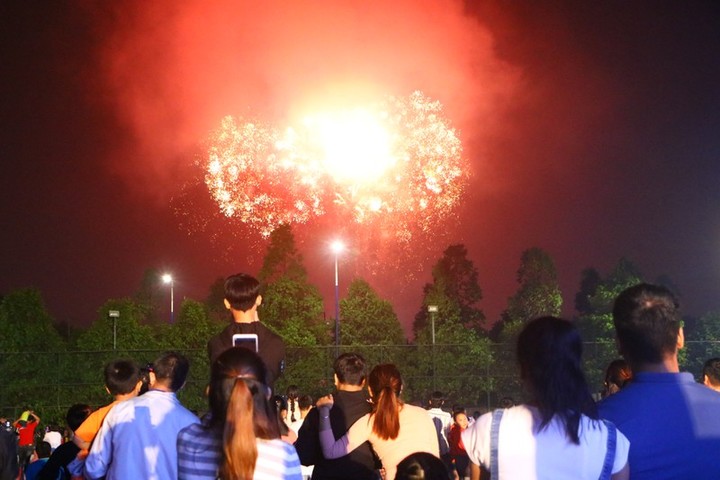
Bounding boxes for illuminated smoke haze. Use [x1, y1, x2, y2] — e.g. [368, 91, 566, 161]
[80, 0, 519, 288]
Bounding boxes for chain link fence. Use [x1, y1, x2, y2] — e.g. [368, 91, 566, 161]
[2, 341, 717, 425]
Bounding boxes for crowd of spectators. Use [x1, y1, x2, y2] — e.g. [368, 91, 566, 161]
[3, 277, 720, 480]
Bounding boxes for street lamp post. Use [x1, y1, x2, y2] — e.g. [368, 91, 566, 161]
[331, 241, 345, 357]
[108, 310, 120, 350]
[428, 305, 438, 391]
[162, 274, 174, 323]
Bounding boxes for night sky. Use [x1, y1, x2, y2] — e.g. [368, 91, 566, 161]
[2, 1, 719, 333]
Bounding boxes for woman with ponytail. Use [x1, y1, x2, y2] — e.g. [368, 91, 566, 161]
[316, 364, 439, 480]
[177, 347, 302, 479]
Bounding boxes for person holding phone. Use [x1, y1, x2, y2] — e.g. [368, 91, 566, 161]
[207, 273, 286, 386]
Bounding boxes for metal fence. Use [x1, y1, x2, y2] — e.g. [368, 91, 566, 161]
[2, 341, 718, 425]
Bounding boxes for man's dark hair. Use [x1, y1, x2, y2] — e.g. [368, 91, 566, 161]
[66, 404, 92, 432]
[153, 351, 190, 392]
[429, 391, 445, 408]
[104, 359, 141, 396]
[224, 273, 260, 312]
[704, 358, 720, 387]
[35, 441, 51, 459]
[612, 283, 681, 365]
[333, 352, 366, 386]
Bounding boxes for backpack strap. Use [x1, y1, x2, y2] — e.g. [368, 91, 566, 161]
[490, 409, 504, 479]
[599, 420, 617, 480]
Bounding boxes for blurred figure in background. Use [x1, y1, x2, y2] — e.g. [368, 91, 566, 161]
[603, 359, 632, 398]
[702, 357, 720, 393]
[395, 452, 453, 480]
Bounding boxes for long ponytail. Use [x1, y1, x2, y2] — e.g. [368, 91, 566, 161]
[368, 364, 403, 440]
[209, 348, 280, 480]
[220, 378, 257, 479]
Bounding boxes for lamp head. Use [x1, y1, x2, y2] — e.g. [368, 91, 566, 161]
[330, 241, 345, 255]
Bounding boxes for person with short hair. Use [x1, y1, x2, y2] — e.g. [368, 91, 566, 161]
[207, 273, 286, 386]
[37, 404, 92, 480]
[599, 284, 720, 479]
[702, 357, 720, 392]
[73, 359, 143, 451]
[317, 363, 440, 480]
[85, 352, 199, 479]
[177, 347, 301, 479]
[463, 316, 629, 480]
[295, 353, 380, 480]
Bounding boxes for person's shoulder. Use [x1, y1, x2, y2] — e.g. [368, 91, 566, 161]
[684, 379, 720, 403]
[179, 421, 204, 436]
[104, 396, 135, 420]
[259, 437, 296, 453]
[405, 403, 428, 413]
[405, 404, 436, 422]
[256, 321, 283, 339]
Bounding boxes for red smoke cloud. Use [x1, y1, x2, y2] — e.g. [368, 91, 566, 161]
[84, 0, 518, 198]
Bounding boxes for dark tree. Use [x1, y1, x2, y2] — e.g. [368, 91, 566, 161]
[413, 244, 484, 338]
[574, 268, 601, 316]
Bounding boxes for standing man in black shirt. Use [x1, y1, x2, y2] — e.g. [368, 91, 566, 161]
[207, 273, 286, 387]
[295, 353, 380, 480]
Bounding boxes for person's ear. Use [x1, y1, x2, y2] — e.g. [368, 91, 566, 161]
[105, 386, 111, 395]
[149, 371, 157, 387]
[333, 374, 340, 388]
[134, 380, 143, 394]
[677, 326, 685, 350]
[256, 295, 262, 307]
[224, 298, 231, 310]
[704, 375, 711, 387]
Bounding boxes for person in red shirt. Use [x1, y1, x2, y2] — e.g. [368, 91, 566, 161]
[448, 410, 470, 480]
[13, 409, 40, 471]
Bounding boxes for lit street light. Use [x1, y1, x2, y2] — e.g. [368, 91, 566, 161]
[162, 273, 174, 323]
[331, 240, 345, 357]
[108, 310, 120, 350]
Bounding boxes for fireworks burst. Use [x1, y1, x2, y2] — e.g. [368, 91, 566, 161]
[203, 91, 467, 243]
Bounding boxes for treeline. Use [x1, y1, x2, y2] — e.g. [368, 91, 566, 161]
[2, 225, 719, 425]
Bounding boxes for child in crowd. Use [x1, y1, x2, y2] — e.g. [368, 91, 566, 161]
[448, 410, 470, 480]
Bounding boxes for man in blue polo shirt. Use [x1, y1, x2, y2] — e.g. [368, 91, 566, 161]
[599, 283, 720, 480]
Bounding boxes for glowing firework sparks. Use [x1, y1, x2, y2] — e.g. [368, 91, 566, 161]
[205, 116, 326, 236]
[202, 91, 467, 243]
